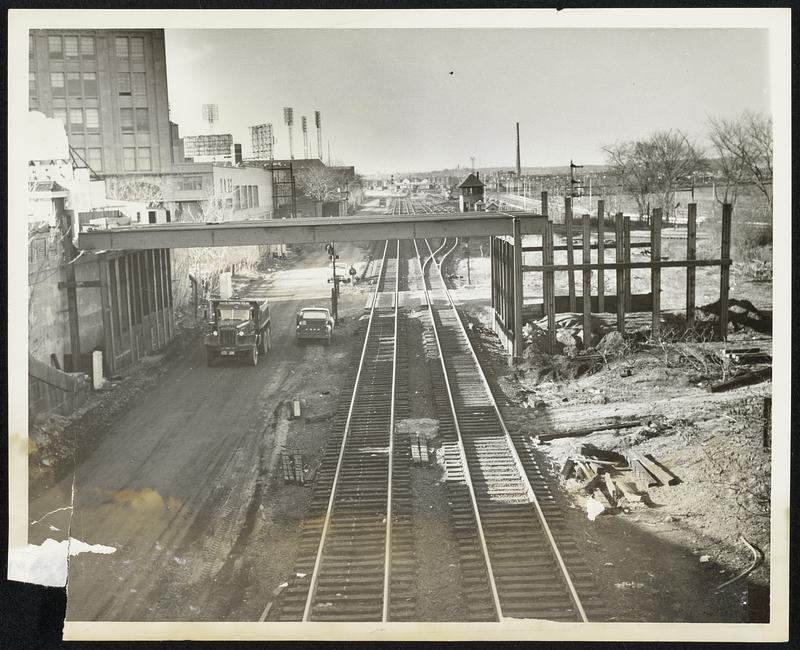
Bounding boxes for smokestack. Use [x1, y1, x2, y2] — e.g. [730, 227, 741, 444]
[516, 122, 521, 177]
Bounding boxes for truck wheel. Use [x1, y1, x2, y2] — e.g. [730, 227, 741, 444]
[249, 346, 258, 367]
[206, 350, 216, 367]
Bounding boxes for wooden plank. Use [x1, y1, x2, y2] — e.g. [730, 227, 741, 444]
[709, 367, 771, 392]
[615, 212, 625, 333]
[561, 458, 575, 479]
[597, 199, 605, 312]
[112, 258, 128, 365]
[489, 235, 495, 311]
[159, 249, 171, 342]
[603, 473, 618, 504]
[512, 218, 524, 359]
[629, 451, 678, 486]
[628, 458, 660, 488]
[582, 214, 592, 349]
[541, 191, 548, 217]
[719, 203, 732, 340]
[623, 216, 632, 312]
[521, 241, 651, 253]
[123, 255, 137, 364]
[148, 250, 162, 350]
[57, 280, 102, 289]
[651, 207, 662, 337]
[99, 258, 115, 376]
[545, 221, 556, 354]
[537, 419, 643, 442]
[564, 196, 576, 311]
[616, 479, 643, 502]
[166, 248, 175, 338]
[522, 259, 731, 272]
[686, 203, 697, 328]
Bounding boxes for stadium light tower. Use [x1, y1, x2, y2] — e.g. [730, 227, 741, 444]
[315, 111, 323, 161]
[283, 107, 295, 160]
[302, 116, 309, 159]
[202, 104, 219, 134]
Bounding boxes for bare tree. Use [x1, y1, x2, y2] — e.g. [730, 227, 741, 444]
[296, 165, 341, 203]
[605, 130, 704, 218]
[707, 111, 772, 214]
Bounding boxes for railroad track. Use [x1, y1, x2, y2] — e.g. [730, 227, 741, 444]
[415, 236, 599, 621]
[269, 241, 415, 622]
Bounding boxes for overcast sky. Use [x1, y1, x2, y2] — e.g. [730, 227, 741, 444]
[165, 28, 770, 174]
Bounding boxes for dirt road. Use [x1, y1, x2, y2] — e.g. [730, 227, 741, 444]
[27, 243, 371, 621]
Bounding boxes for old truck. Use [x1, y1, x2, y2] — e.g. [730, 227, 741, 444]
[295, 306, 335, 346]
[205, 298, 271, 366]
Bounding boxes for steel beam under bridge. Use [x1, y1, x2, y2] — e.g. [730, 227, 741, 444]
[77, 212, 547, 251]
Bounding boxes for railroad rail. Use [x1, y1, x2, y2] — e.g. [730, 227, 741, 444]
[270, 241, 415, 622]
[415, 236, 593, 621]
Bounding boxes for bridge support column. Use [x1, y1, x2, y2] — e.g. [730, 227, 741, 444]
[512, 218, 524, 363]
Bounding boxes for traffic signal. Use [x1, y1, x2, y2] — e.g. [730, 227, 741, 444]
[325, 242, 334, 256]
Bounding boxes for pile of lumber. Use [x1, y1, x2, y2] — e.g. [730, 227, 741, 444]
[561, 444, 680, 516]
[721, 346, 772, 366]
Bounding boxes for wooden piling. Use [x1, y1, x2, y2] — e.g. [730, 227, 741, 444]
[123, 255, 136, 364]
[686, 203, 697, 328]
[541, 191, 549, 217]
[544, 220, 556, 353]
[597, 199, 605, 312]
[623, 216, 632, 312]
[582, 214, 592, 349]
[490, 235, 495, 311]
[565, 197, 576, 312]
[615, 213, 625, 333]
[719, 203, 732, 340]
[651, 208, 662, 337]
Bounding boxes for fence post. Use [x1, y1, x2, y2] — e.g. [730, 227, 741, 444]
[565, 197, 576, 312]
[651, 208, 662, 337]
[623, 217, 632, 312]
[615, 213, 625, 333]
[597, 199, 605, 312]
[513, 218, 524, 361]
[544, 220, 556, 354]
[719, 203, 732, 340]
[541, 191, 549, 217]
[686, 203, 697, 329]
[582, 214, 592, 350]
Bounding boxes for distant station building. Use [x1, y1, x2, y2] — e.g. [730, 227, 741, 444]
[457, 172, 485, 212]
[29, 29, 183, 175]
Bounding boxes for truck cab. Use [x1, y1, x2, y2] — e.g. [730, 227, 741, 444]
[205, 298, 271, 366]
[295, 306, 335, 346]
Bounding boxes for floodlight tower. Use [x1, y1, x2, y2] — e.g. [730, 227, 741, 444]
[315, 110, 323, 160]
[283, 107, 295, 159]
[302, 116, 309, 159]
[202, 104, 219, 134]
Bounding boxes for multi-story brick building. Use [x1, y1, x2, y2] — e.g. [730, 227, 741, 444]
[29, 28, 181, 175]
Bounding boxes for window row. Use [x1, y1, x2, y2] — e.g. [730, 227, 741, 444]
[120, 107, 150, 133]
[53, 107, 101, 132]
[72, 147, 104, 172]
[115, 36, 145, 60]
[234, 185, 260, 211]
[119, 71, 147, 96]
[46, 35, 95, 59]
[48, 71, 98, 97]
[123, 147, 152, 172]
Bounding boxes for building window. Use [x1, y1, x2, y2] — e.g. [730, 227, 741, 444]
[135, 108, 149, 132]
[69, 108, 84, 131]
[50, 72, 65, 95]
[85, 107, 99, 131]
[80, 36, 95, 58]
[119, 72, 131, 95]
[253, 186, 259, 207]
[83, 72, 97, 96]
[29, 72, 36, 96]
[120, 108, 134, 132]
[132, 72, 146, 95]
[29, 34, 34, 58]
[88, 148, 103, 171]
[178, 176, 203, 191]
[73, 148, 87, 166]
[123, 147, 137, 171]
[67, 72, 82, 96]
[233, 187, 240, 210]
[115, 36, 129, 58]
[64, 36, 79, 59]
[131, 37, 144, 59]
[53, 108, 67, 127]
[138, 147, 152, 171]
[48, 35, 62, 58]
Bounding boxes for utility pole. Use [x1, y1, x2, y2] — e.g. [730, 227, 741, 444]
[515, 122, 521, 178]
[326, 242, 339, 320]
[57, 200, 82, 371]
[470, 156, 475, 172]
[464, 241, 471, 285]
[570, 159, 583, 199]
